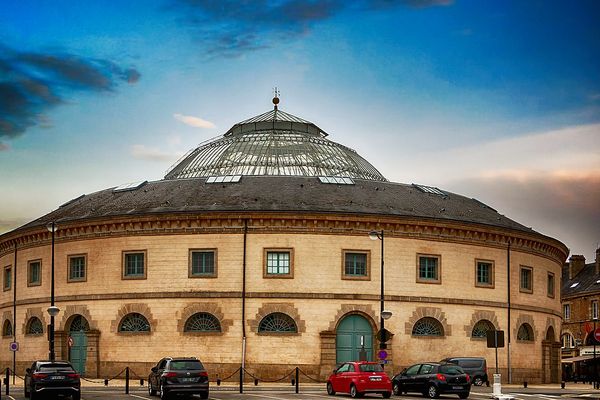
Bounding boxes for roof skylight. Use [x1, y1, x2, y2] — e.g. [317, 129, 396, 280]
[206, 175, 242, 184]
[412, 184, 446, 196]
[113, 181, 147, 192]
[318, 176, 354, 185]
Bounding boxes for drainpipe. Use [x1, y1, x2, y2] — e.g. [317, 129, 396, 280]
[507, 240, 512, 384]
[13, 241, 17, 383]
[241, 220, 248, 386]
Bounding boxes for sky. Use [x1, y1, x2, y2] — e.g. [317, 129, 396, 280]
[1, 0, 599, 261]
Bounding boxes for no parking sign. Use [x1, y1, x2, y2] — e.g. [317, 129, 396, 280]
[9, 342, 18, 352]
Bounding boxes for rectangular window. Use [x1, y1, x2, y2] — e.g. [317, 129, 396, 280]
[68, 254, 87, 282]
[264, 249, 293, 278]
[122, 251, 147, 279]
[547, 272, 555, 298]
[593, 300, 599, 320]
[519, 266, 533, 293]
[564, 304, 571, 320]
[475, 260, 494, 288]
[3, 266, 11, 291]
[342, 251, 370, 280]
[417, 254, 441, 284]
[189, 249, 217, 278]
[28, 260, 42, 286]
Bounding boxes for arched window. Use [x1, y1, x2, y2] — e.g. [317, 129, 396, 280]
[69, 315, 90, 332]
[258, 313, 297, 333]
[517, 323, 534, 341]
[118, 313, 150, 333]
[26, 317, 44, 335]
[561, 333, 575, 349]
[412, 317, 444, 337]
[184, 313, 221, 332]
[472, 319, 495, 339]
[2, 320, 12, 337]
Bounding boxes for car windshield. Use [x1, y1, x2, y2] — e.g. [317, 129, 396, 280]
[170, 360, 204, 370]
[439, 365, 465, 375]
[359, 364, 383, 372]
[39, 364, 75, 373]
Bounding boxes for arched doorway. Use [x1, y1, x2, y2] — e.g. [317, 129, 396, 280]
[336, 314, 373, 363]
[542, 326, 560, 383]
[68, 315, 90, 375]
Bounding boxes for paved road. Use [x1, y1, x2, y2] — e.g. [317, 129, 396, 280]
[3, 385, 600, 400]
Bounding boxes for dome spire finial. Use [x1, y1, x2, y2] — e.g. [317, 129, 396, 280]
[272, 87, 280, 110]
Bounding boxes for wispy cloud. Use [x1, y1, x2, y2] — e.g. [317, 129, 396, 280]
[0, 142, 8, 151]
[0, 44, 140, 140]
[172, 0, 452, 57]
[173, 113, 215, 128]
[131, 144, 183, 162]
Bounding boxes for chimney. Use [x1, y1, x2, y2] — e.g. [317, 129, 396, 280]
[569, 255, 586, 280]
[596, 247, 600, 275]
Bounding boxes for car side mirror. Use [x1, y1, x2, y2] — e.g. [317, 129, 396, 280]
[151, 367, 158, 373]
[26, 368, 31, 374]
[332, 369, 337, 374]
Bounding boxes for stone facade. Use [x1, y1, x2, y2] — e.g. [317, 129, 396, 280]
[0, 213, 566, 383]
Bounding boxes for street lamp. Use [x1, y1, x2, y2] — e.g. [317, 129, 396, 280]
[369, 230, 392, 354]
[46, 222, 59, 361]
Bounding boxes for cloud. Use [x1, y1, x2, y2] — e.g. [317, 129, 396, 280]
[0, 217, 31, 235]
[173, 0, 452, 57]
[0, 44, 141, 140]
[131, 144, 183, 162]
[0, 142, 8, 151]
[173, 113, 215, 128]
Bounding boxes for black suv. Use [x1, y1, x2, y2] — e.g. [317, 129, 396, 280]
[392, 362, 470, 399]
[440, 357, 488, 386]
[148, 357, 209, 399]
[24, 360, 81, 400]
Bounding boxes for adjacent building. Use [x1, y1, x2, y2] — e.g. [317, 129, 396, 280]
[0, 99, 568, 383]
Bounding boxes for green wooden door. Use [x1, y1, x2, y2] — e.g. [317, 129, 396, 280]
[336, 314, 373, 363]
[70, 331, 87, 375]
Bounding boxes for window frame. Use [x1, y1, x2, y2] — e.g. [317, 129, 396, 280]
[341, 250, 371, 281]
[3, 265, 11, 291]
[67, 254, 87, 283]
[474, 259, 494, 288]
[547, 272, 555, 298]
[263, 248, 294, 279]
[519, 265, 533, 294]
[188, 249, 218, 278]
[27, 259, 42, 287]
[593, 300, 599, 320]
[122, 250, 147, 280]
[416, 254, 442, 284]
[563, 303, 571, 320]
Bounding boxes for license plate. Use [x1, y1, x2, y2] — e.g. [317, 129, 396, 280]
[370, 377, 382, 381]
[452, 386, 463, 390]
[180, 378, 196, 383]
[51, 376, 65, 380]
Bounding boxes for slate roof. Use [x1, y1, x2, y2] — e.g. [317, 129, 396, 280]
[17, 176, 538, 234]
[562, 262, 600, 298]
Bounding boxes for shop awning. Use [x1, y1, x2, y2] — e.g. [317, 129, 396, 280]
[562, 355, 595, 363]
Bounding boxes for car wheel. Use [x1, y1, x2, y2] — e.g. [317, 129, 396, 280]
[382, 391, 391, 398]
[350, 384, 362, 398]
[24, 386, 30, 398]
[327, 382, 336, 395]
[148, 381, 157, 396]
[458, 392, 469, 399]
[72, 392, 81, 400]
[160, 384, 169, 400]
[30, 390, 36, 400]
[199, 391, 209, 399]
[426, 384, 439, 399]
[473, 376, 484, 386]
[392, 382, 401, 395]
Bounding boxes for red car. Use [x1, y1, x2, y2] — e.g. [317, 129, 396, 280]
[327, 361, 392, 398]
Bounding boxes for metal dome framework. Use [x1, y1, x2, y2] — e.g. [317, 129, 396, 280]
[165, 107, 387, 182]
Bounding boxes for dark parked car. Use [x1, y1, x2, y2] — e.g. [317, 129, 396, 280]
[440, 357, 488, 386]
[24, 360, 81, 400]
[392, 362, 470, 399]
[148, 357, 209, 399]
[327, 361, 392, 398]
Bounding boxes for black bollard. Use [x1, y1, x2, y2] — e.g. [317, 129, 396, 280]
[104, 378, 109, 386]
[561, 381, 565, 389]
[523, 381, 527, 388]
[125, 367, 130, 394]
[217, 378, 221, 386]
[239, 367, 244, 394]
[254, 378, 258, 386]
[4, 368, 9, 396]
[295, 367, 299, 394]
[140, 378, 144, 386]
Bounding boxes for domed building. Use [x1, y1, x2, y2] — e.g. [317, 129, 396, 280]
[0, 99, 568, 383]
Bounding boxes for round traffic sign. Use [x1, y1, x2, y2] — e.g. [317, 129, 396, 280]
[594, 328, 600, 342]
[378, 350, 388, 360]
[9, 342, 19, 352]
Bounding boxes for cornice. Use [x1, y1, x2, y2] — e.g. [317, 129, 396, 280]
[0, 212, 568, 265]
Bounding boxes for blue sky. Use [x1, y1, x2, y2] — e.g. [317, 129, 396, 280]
[1, 0, 599, 260]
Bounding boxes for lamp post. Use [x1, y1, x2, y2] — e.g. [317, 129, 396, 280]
[46, 222, 59, 361]
[369, 230, 392, 359]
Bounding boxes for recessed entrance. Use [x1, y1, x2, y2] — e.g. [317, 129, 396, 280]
[336, 314, 373, 363]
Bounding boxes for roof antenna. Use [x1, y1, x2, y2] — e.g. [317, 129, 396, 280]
[272, 87, 280, 111]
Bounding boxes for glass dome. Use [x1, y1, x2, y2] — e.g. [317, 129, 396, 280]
[164, 103, 387, 182]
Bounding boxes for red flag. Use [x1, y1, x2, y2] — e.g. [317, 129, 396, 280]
[585, 321, 593, 334]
